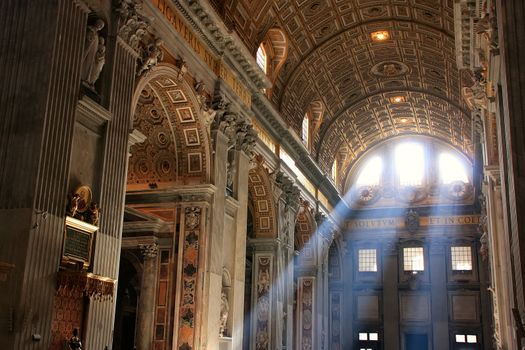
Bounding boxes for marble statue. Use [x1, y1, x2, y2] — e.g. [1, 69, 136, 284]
[81, 19, 105, 86]
[219, 292, 229, 337]
[87, 37, 106, 86]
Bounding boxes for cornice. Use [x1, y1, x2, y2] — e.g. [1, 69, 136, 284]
[252, 93, 343, 208]
[125, 184, 218, 205]
[174, 0, 270, 90]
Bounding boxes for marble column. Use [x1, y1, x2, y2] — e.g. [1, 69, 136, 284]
[136, 243, 159, 350]
[496, 2, 525, 347]
[250, 248, 275, 350]
[296, 275, 316, 350]
[231, 150, 251, 349]
[201, 128, 228, 350]
[486, 171, 515, 349]
[382, 242, 400, 350]
[0, 1, 89, 348]
[429, 241, 449, 350]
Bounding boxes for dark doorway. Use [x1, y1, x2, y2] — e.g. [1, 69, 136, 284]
[112, 255, 140, 350]
[242, 209, 254, 350]
[405, 333, 428, 350]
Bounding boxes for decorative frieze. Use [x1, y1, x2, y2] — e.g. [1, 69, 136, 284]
[177, 206, 203, 350]
[297, 277, 315, 350]
[56, 270, 116, 301]
[254, 255, 272, 350]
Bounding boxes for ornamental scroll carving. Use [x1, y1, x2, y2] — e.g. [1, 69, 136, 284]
[114, 0, 163, 76]
[185, 207, 201, 230]
[210, 96, 257, 157]
[56, 270, 116, 301]
[271, 171, 300, 212]
[115, 0, 149, 51]
[139, 243, 158, 259]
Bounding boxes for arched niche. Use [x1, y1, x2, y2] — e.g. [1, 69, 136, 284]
[247, 158, 278, 238]
[294, 201, 317, 266]
[128, 64, 212, 189]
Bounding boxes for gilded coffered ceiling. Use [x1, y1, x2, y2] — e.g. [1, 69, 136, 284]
[210, 0, 472, 179]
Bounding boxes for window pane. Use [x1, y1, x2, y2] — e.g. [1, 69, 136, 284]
[369, 333, 378, 341]
[396, 142, 424, 186]
[439, 153, 469, 184]
[356, 156, 382, 186]
[455, 334, 466, 343]
[358, 249, 377, 272]
[359, 333, 368, 341]
[466, 335, 477, 343]
[331, 160, 337, 181]
[302, 115, 309, 146]
[256, 45, 267, 73]
[403, 247, 424, 271]
[451, 246, 472, 271]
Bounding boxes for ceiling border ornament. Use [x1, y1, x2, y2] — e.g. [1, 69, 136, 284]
[370, 61, 410, 78]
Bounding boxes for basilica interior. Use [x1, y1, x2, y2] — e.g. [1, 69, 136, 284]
[1, 0, 525, 349]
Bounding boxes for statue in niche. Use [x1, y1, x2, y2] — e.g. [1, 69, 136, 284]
[81, 19, 105, 87]
[219, 291, 229, 337]
[226, 160, 235, 194]
[86, 37, 106, 86]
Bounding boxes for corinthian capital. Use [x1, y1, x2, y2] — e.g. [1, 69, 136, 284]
[140, 243, 158, 259]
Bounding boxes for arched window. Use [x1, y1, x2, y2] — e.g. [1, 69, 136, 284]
[302, 114, 309, 147]
[356, 156, 383, 186]
[439, 153, 469, 184]
[331, 159, 338, 182]
[256, 44, 267, 74]
[395, 142, 424, 186]
[346, 137, 473, 206]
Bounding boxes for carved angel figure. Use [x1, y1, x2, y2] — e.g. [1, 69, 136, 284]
[137, 39, 163, 77]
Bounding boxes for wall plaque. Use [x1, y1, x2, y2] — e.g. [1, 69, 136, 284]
[62, 216, 97, 269]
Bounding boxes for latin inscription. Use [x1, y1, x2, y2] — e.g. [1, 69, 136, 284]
[347, 215, 480, 230]
[64, 227, 91, 262]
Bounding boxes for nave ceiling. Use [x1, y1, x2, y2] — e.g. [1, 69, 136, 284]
[210, 0, 473, 181]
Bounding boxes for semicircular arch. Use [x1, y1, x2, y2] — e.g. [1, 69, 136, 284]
[128, 64, 212, 187]
[316, 90, 472, 176]
[247, 159, 278, 238]
[295, 202, 317, 266]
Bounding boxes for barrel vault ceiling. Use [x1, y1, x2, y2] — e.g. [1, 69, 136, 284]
[209, 0, 473, 181]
